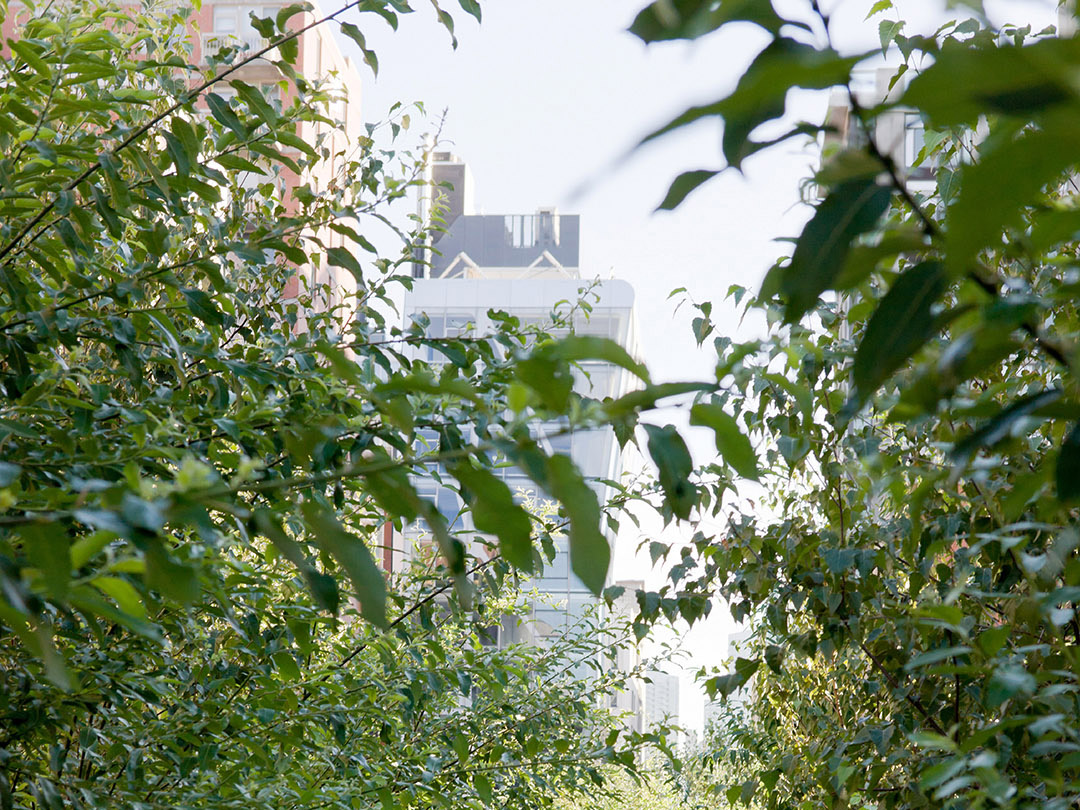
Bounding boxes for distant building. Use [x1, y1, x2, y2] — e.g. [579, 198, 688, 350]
[703, 626, 753, 732]
[188, 0, 366, 310]
[608, 581, 648, 734]
[645, 670, 680, 730]
[822, 67, 935, 189]
[397, 153, 639, 600]
[397, 152, 644, 726]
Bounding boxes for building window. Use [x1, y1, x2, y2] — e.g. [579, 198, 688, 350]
[206, 5, 281, 60]
[212, 5, 280, 39]
[904, 113, 934, 180]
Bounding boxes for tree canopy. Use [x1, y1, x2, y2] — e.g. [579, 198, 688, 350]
[626, 1, 1080, 809]
[0, 0, 704, 806]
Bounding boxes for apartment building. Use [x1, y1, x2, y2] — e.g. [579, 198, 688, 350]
[395, 152, 646, 725]
[822, 67, 936, 190]
[191, 0, 366, 307]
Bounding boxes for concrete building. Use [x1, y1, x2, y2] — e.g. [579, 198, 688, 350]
[399, 152, 644, 722]
[645, 670, 680, 729]
[822, 67, 936, 191]
[399, 153, 639, 615]
[609, 580, 648, 734]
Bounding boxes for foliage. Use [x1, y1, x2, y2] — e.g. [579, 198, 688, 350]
[628, 1, 1080, 809]
[554, 767, 710, 810]
[0, 0, 706, 806]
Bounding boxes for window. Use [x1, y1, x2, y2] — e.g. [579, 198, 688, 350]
[211, 5, 279, 40]
[417, 312, 475, 362]
[904, 113, 934, 180]
[212, 6, 238, 32]
[205, 5, 281, 61]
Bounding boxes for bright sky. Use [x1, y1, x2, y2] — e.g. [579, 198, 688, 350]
[334, 0, 1060, 735]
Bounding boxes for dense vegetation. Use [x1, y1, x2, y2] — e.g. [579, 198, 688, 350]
[0, 1, 707, 806]
[628, 1, 1080, 809]
[8, 0, 1080, 808]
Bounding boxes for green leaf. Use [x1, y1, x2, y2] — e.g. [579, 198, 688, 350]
[162, 131, 190, 177]
[451, 462, 534, 572]
[780, 177, 892, 323]
[706, 657, 759, 699]
[457, 0, 481, 23]
[301, 502, 387, 628]
[272, 650, 301, 681]
[89, 576, 146, 618]
[657, 169, 720, 211]
[253, 510, 339, 613]
[276, 2, 310, 29]
[689, 403, 758, 481]
[231, 80, 278, 123]
[764, 644, 784, 674]
[9, 39, 51, 76]
[920, 757, 967, 791]
[951, 389, 1062, 464]
[277, 35, 299, 64]
[180, 288, 225, 327]
[452, 732, 470, 763]
[986, 665, 1036, 708]
[603, 381, 716, 420]
[865, 0, 893, 18]
[1057, 422, 1080, 503]
[977, 625, 1011, 657]
[205, 92, 247, 138]
[339, 22, 380, 76]
[473, 773, 492, 804]
[145, 541, 199, 604]
[878, 19, 904, 54]
[70, 532, 114, 569]
[904, 36, 1080, 127]
[641, 40, 861, 169]
[552, 335, 650, 383]
[644, 423, 697, 520]
[33, 622, 70, 691]
[945, 113, 1080, 276]
[544, 454, 608, 596]
[822, 547, 856, 575]
[20, 523, 71, 599]
[629, 0, 793, 42]
[326, 246, 364, 282]
[853, 261, 946, 397]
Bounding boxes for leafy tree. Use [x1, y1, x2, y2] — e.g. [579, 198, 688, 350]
[627, 1, 1080, 808]
[0, 0, 704, 806]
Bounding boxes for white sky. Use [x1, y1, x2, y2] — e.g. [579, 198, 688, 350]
[332, 0, 1060, 735]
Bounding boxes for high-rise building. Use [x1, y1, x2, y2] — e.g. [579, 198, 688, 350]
[703, 625, 754, 731]
[645, 670, 680, 729]
[400, 151, 640, 643]
[608, 580, 648, 734]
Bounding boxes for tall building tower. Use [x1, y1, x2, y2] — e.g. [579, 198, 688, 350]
[645, 670, 681, 730]
[402, 153, 640, 642]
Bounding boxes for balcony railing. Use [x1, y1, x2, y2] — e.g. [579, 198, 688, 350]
[200, 32, 278, 62]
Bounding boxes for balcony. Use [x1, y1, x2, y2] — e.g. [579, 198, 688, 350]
[200, 32, 278, 63]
